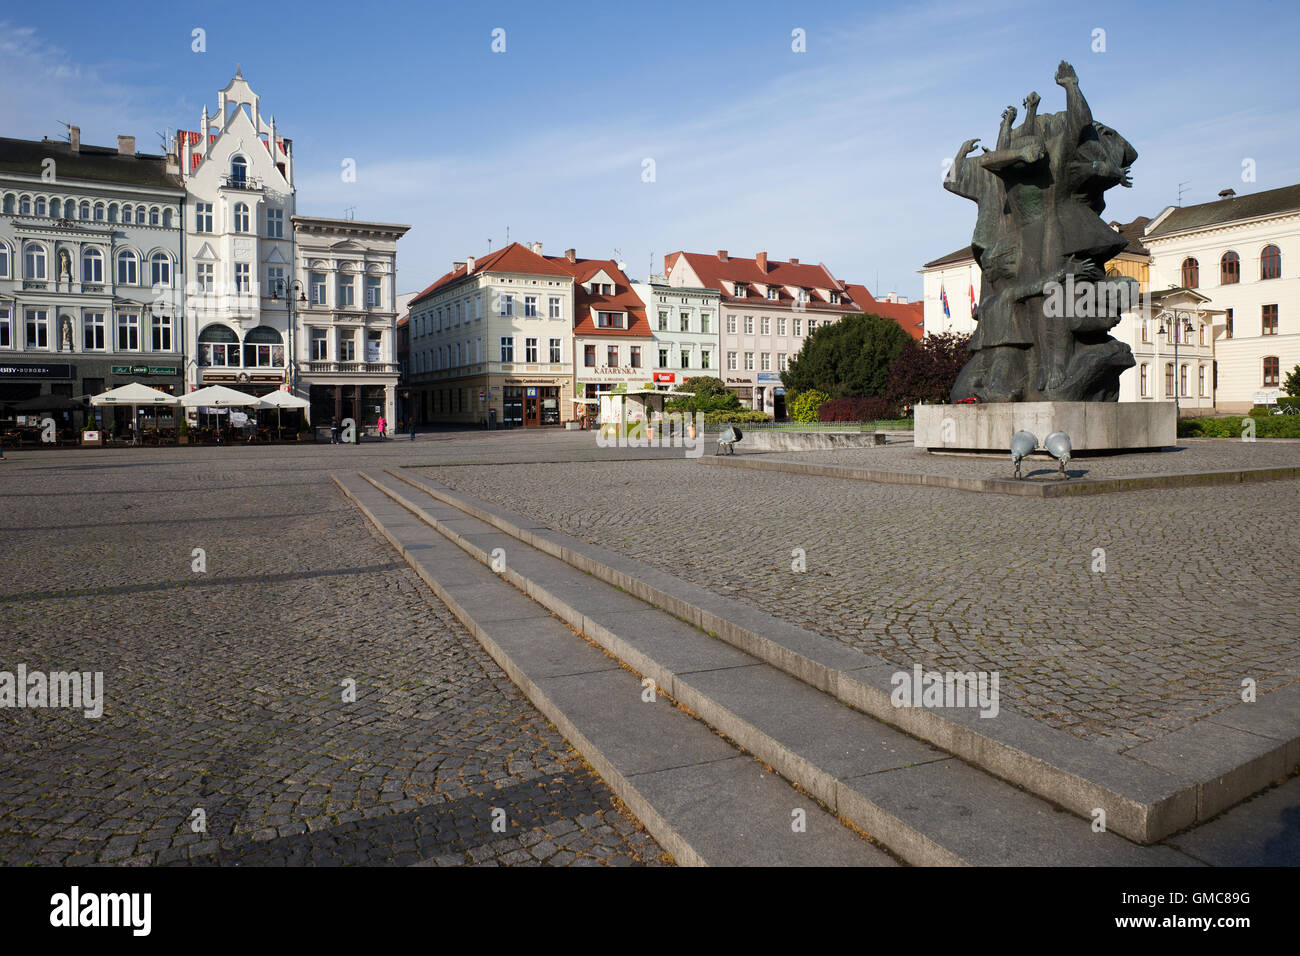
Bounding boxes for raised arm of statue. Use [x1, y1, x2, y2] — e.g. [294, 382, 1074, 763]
[996, 106, 1017, 150]
[944, 138, 983, 201]
[979, 139, 1046, 174]
[1055, 61, 1092, 144]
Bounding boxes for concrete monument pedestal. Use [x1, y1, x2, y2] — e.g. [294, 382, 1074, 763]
[914, 402, 1176, 453]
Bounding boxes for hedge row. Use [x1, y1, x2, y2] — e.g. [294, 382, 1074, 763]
[817, 396, 902, 423]
[1178, 415, 1300, 439]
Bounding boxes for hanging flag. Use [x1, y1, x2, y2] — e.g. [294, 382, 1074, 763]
[969, 282, 976, 310]
[940, 284, 951, 318]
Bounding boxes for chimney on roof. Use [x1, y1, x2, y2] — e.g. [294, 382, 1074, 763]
[466, 256, 476, 272]
[68, 125, 80, 153]
[117, 135, 135, 156]
[565, 248, 576, 264]
[755, 251, 768, 273]
[789, 258, 799, 265]
[530, 241, 543, 255]
[1219, 188, 1236, 200]
[717, 250, 728, 261]
[453, 261, 466, 273]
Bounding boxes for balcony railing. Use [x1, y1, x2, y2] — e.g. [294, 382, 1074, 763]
[220, 175, 265, 191]
[305, 361, 399, 375]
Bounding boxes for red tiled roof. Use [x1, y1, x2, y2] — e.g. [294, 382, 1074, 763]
[667, 250, 859, 311]
[410, 242, 573, 306]
[846, 282, 924, 340]
[545, 255, 651, 337]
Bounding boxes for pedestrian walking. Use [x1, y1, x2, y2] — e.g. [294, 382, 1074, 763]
[408, 418, 416, 441]
[377, 415, 387, 439]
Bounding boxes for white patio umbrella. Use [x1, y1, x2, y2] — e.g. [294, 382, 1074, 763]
[180, 385, 265, 408]
[90, 382, 180, 443]
[257, 389, 310, 433]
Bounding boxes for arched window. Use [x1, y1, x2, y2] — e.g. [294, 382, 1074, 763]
[135, 205, 145, 223]
[48, 198, 61, 218]
[0, 242, 10, 278]
[230, 155, 247, 186]
[19, 195, 31, 215]
[242, 325, 284, 368]
[233, 203, 250, 233]
[82, 247, 104, 283]
[34, 197, 46, 217]
[1181, 257, 1199, 288]
[198, 324, 240, 367]
[150, 252, 171, 287]
[162, 208, 173, 227]
[108, 204, 118, 223]
[1261, 244, 1281, 280]
[94, 203, 105, 221]
[1139, 363, 1149, 397]
[149, 207, 159, 226]
[1220, 251, 1240, 284]
[117, 250, 139, 285]
[79, 201, 91, 219]
[122, 205, 133, 224]
[1264, 356, 1280, 387]
[1, 194, 13, 214]
[1164, 362, 1175, 397]
[24, 242, 46, 279]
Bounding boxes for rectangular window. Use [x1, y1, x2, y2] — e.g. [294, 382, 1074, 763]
[151, 314, 173, 352]
[525, 337, 538, 362]
[338, 275, 354, 307]
[744, 316, 754, 334]
[597, 312, 624, 329]
[311, 272, 326, 304]
[311, 328, 327, 361]
[659, 310, 669, 331]
[680, 347, 691, 369]
[630, 346, 641, 368]
[761, 317, 770, 335]
[499, 293, 513, 317]
[266, 208, 283, 238]
[727, 351, 737, 370]
[701, 350, 710, 369]
[777, 317, 787, 336]
[24, 309, 48, 349]
[744, 352, 754, 370]
[584, 344, 596, 367]
[1141, 318, 1149, 343]
[549, 338, 562, 363]
[793, 318, 802, 336]
[1139, 363, 1148, 397]
[115, 312, 139, 351]
[1198, 365, 1206, 397]
[607, 345, 619, 367]
[500, 336, 514, 362]
[266, 266, 285, 298]
[1263, 304, 1278, 335]
[338, 333, 356, 362]
[195, 202, 213, 233]
[701, 312, 711, 334]
[1264, 356, 1280, 386]
[727, 315, 736, 334]
[659, 348, 669, 368]
[233, 263, 249, 293]
[0, 309, 8, 348]
[524, 295, 538, 318]
[761, 353, 771, 371]
[549, 296, 561, 319]
[680, 311, 691, 332]
[366, 277, 381, 307]
[1225, 308, 1233, 339]
[777, 352, 787, 371]
[82, 312, 105, 350]
[1165, 363, 1175, 397]
[808, 319, 818, 331]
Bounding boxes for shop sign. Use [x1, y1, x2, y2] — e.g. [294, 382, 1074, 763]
[756, 372, 783, 384]
[525, 387, 538, 397]
[653, 372, 676, 383]
[723, 375, 752, 386]
[0, 363, 73, 379]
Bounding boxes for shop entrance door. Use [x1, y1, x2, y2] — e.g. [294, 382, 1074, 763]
[524, 389, 540, 426]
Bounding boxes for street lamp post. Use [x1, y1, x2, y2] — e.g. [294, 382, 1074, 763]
[1158, 309, 1195, 420]
[270, 280, 308, 395]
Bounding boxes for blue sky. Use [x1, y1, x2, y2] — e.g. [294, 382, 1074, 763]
[2, 0, 1297, 300]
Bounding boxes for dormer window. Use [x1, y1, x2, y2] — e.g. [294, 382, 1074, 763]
[596, 311, 624, 329]
[734, 282, 747, 298]
[230, 156, 247, 186]
[766, 287, 780, 300]
[829, 291, 840, 304]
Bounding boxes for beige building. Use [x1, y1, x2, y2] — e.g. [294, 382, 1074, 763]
[1142, 185, 1300, 412]
[408, 242, 575, 427]
[293, 215, 410, 431]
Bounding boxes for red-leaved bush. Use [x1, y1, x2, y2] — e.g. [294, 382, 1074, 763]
[817, 395, 901, 422]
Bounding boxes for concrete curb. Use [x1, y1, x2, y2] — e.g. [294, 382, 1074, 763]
[696, 453, 1300, 497]
[383, 467, 1300, 844]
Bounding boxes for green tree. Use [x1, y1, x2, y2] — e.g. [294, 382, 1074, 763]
[664, 376, 741, 413]
[788, 389, 829, 423]
[781, 313, 913, 398]
[1283, 363, 1300, 397]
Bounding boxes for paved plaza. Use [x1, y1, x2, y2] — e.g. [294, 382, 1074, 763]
[0, 438, 665, 866]
[2, 430, 1298, 865]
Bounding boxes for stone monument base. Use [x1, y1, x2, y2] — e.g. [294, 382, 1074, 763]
[914, 402, 1176, 453]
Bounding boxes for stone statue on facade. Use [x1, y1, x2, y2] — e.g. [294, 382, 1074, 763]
[946, 62, 1137, 403]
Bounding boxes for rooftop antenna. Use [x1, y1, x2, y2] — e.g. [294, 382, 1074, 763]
[1177, 181, 1190, 207]
[487, 238, 492, 252]
[58, 120, 74, 142]
[344, 205, 356, 221]
[506, 226, 510, 244]
[155, 127, 172, 153]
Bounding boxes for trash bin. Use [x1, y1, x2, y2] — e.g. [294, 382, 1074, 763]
[488, 408, 497, 430]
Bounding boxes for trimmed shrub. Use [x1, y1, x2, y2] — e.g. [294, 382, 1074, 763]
[1178, 415, 1300, 439]
[817, 395, 901, 423]
[788, 389, 829, 423]
[701, 409, 772, 424]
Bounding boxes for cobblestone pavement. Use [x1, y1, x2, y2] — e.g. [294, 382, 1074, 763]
[0, 439, 666, 866]
[763, 438, 1300, 480]
[414, 435, 1300, 751]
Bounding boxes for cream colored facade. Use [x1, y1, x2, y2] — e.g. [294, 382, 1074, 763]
[1142, 193, 1300, 413]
